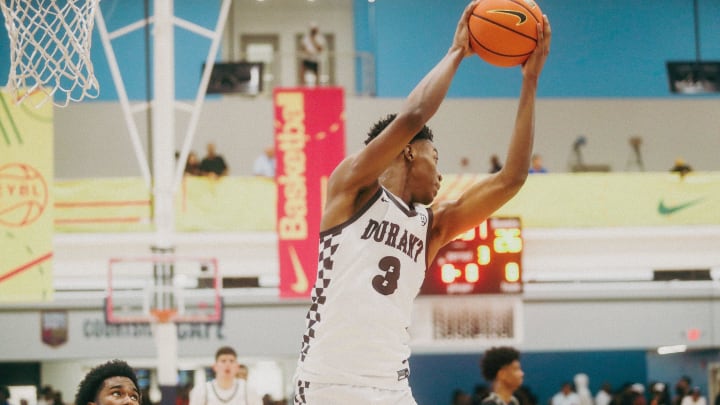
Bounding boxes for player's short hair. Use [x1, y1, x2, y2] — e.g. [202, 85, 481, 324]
[215, 346, 237, 360]
[364, 113, 434, 146]
[480, 346, 520, 382]
[75, 360, 139, 405]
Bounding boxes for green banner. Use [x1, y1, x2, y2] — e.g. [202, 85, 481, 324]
[438, 173, 720, 227]
[53, 172, 720, 233]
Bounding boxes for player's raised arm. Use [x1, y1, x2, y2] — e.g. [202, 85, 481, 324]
[431, 16, 551, 252]
[330, 1, 479, 195]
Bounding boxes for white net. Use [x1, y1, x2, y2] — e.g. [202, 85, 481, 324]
[1, 0, 100, 107]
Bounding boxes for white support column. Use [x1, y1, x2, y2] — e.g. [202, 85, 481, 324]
[152, 1, 178, 402]
[153, 321, 179, 405]
[152, 0, 176, 250]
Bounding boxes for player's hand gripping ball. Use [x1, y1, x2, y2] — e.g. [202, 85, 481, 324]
[468, 0, 544, 67]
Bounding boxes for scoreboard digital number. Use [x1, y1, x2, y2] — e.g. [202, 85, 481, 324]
[419, 217, 523, 295]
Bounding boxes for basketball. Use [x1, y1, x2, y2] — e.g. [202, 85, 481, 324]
[469, 0, 544, 67]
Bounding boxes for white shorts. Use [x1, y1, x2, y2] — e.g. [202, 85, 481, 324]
[293, 380, 417, 405]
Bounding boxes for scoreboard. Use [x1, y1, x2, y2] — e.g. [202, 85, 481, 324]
[419, 217, 523, 295]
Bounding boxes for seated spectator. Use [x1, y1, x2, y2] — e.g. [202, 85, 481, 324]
[184, 151, 203, 176]
[489, 154, 503, 173]
[200, 142, 229, 177]
[670, 157, 692, 176]
[529, 153, 548, 173]
[252, 146, 276, 178]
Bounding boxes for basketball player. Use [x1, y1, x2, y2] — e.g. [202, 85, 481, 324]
[293, 1, 551, 404]
[188, 346, 262, 405]
[74, 360, 141, 405]
[480, 347, 524, 405]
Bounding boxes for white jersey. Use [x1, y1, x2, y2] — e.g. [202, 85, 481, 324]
[188, 379, 262, 405]
[295, 187, 432, 389]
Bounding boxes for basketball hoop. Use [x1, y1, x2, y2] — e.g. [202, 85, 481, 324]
[150, 309, 178, 324]
[1, 0, 101, 108]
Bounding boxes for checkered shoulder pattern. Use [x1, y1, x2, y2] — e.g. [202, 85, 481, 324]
[299, 228, 342, 362]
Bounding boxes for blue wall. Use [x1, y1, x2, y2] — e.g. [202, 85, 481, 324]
[2, 1, 719, 101]
[360, 0, 720, 98]
[410, 350, 648, 405]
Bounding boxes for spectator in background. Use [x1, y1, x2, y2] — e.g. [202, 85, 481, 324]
[74, 360, 141, 405]
[670, 158, 692, 177]
[184, 151, 203, 176]
[596, 383, 613, 405]
[200, 143, 229, 177]
[650, 383, 671, 405]
[299, 22, 325, 86]
[552, 382, 581, 405]
[479, 347, 524, 405]
[52, 392, 65, 405]
[681, 388, 706, 405]
[630, 383, 647, 405]
[252, 146, 276, 178]
[1, 386, 11, 405]
[673, 376, 692, 405]
[529, 153, 548, 173]
[472, 384, 491, 405]
[574, 373, 594, 405]
[176, 385, 190, 405]
[38, 386, 55, 405]
[452, 389, 473, 405]
[515, 386, 539, 405]
[489, 154, 503, 173]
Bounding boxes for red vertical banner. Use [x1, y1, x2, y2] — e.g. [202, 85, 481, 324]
[274, 87, 345, 298]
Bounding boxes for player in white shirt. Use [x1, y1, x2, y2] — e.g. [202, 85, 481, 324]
[293, 1, 552, 404]
[189, 346, 262, 405]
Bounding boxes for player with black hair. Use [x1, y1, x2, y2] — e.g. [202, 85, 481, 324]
[480, 347, 524, 405]
[74, 360, 140, 405]
[293, 0, 551, 403]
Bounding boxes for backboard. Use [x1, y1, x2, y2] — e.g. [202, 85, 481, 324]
[105, 256, 223, 324]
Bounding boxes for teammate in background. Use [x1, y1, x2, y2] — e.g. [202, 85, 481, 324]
[292, 1, 551, 403]
[479, 347, 524, 405]
[74, 360, 141, 405]
[189, 346, 262, 405]
[237, 364, 249, 381]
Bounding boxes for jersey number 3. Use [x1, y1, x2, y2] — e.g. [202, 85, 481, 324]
[372, 256, 401, 295]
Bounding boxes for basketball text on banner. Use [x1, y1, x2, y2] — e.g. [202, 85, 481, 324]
[275, 87, 345, 298]
[0, 91, 54, 302]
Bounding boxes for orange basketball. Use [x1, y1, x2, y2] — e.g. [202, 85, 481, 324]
[469, 0, 544, 67]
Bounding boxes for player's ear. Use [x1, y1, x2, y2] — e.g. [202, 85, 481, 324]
[403, 144, 414, 161]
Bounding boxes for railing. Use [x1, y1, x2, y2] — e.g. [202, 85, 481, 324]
[232, 50, 375, 97]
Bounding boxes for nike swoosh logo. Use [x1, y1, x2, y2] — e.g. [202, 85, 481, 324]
[489, 9, 528, 25]
[657, 198, 705, 215]
[289, 245, 309, 294]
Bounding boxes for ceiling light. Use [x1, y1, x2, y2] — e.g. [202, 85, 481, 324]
[657, 345, 687, 355]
